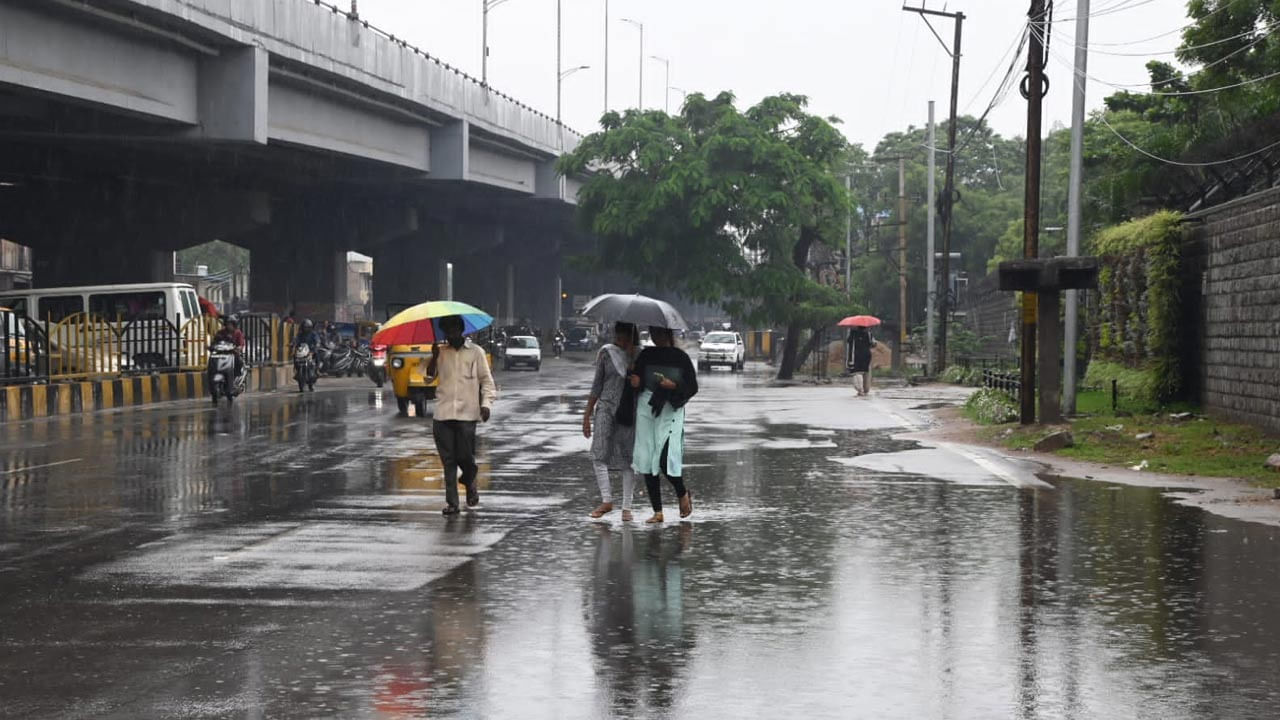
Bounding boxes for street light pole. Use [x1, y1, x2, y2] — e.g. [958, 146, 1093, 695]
[650, 55, 670, 112]
[481, 0, 515, 87]
[620, 18, 643, 109]
[603, 0, 609, 114]
[556, 0, 561, 120]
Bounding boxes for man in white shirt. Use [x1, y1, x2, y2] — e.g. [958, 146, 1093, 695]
[427, 315, 498, 515]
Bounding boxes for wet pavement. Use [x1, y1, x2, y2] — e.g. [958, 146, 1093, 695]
[3, 360, 1280, 719]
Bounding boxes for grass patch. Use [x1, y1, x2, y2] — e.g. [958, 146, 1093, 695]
[982, 408, 1280, 486]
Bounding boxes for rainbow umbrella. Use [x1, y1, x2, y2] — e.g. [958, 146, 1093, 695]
[371, 301, 493, 346]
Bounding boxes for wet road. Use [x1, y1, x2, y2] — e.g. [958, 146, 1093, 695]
[3, 360, 1280, 719]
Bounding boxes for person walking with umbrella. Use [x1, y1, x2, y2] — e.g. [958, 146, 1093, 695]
[630, 326, 698, 524]
[579, 294, 697, 524]
[582, 322, 642, 521]
[426, 314, 497, 516]
[840, 315, 880, 397]
[372, 301, 498, 515]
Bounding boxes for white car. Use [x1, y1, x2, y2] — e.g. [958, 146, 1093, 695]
[503, 335, 541, 371]
[698, 331, 745, 372]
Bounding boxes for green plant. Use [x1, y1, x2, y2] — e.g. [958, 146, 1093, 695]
[1088, 210, 1184, 402]
[940, 365, 967, 384]
[964, 387, 1019, 424]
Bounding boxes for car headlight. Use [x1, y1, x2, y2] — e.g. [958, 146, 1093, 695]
[391, 357, 404, 369]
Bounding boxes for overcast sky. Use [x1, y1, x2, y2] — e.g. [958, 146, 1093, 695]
[357, 0, 1193, 148]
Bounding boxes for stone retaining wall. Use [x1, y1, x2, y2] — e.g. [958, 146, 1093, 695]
[1186, 186, 1280, 432]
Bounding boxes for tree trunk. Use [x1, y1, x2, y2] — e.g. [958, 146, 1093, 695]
[776, 226, 818, 380]
[793, 326, 828, 370]
[777, 321, 803, 379]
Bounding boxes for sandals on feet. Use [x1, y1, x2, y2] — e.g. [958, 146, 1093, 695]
[589, 502, 614, 519]
[645, 512, 664, 524]
[679, 491, 693, 518]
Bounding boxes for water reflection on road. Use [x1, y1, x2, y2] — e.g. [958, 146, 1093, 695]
[1, 365, 1278, 718]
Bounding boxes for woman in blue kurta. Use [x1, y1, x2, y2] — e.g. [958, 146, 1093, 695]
[629, 326, 699, 524]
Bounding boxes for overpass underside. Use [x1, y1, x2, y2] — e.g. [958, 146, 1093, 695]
[0, 0, 596, 329]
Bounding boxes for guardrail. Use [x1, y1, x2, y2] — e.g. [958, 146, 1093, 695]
[0, 311, 299, 386]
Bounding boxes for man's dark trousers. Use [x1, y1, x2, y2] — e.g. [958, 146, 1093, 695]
[434, 419, 478, 508]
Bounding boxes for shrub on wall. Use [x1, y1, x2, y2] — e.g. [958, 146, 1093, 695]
[1088, 210, 1183, 403]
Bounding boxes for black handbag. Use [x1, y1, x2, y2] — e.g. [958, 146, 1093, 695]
[615, 382, 637, 427]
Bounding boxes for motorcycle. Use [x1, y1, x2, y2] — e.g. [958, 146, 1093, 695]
[552, 335, 565, 358]
[350, 343, 371, 378]
[293, 343, 318, 392]
[207, 340, 246, 405]
[366, 344, 387, 387]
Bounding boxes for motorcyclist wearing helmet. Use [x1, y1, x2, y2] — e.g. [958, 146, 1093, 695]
[213, 314, 247, 378]
[293, 319, 321, 352]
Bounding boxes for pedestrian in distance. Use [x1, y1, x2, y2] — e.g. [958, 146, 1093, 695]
[630, 326, 698, 524]
[583, 322, 642, 521]
[427, 315, 498, 516]
[847, 327, 875, 396]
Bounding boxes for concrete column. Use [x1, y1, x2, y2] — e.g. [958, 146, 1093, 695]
[32, 243, 173, 287]
[1037, 291, 1062, 423]
[505, 264, 515, 326]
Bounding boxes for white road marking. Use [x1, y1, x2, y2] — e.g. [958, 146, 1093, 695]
[935, 442, 1052, 488]
[0, 458, 83, 475]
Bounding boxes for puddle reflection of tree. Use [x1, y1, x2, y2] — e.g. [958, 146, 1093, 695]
[587, 524, 694, 715]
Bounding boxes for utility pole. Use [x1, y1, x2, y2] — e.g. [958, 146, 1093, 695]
[926, 100, 937, 376]
[897, 156, 908, 371]
[1020, 0, 1049, 424]
[1064, 0, 1089, 415]
[904, 5, 963, 372]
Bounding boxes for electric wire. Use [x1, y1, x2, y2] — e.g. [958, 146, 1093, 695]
[1032, 23, 1280, 95]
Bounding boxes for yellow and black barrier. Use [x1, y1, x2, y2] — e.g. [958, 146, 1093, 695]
[0, 364, 294, 422]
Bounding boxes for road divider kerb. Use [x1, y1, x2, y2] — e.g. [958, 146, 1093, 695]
[0, 364, 296, 422]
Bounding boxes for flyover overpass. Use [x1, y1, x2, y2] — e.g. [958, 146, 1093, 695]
[0, 0, 600, 326]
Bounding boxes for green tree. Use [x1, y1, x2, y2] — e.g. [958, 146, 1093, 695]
[558, 92, 856, 379]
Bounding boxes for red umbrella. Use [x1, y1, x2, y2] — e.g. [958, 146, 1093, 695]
[838, 315, 881, 328]
[198, 296, 220, 317]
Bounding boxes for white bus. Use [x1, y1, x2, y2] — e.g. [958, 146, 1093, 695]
[0, 282, 204, 327]
[0, 283, 209, 374]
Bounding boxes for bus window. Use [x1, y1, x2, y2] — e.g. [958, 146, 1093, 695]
[38, 295, 84, 323]
[89, 292, 166, 320]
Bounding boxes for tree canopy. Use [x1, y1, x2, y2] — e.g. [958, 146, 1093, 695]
[558, 91, 856, 378]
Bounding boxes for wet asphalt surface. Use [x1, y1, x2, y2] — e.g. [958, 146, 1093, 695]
[3, 359, 1280, 719]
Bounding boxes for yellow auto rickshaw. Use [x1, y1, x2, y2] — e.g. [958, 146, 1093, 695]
[388, 342, 436, 417]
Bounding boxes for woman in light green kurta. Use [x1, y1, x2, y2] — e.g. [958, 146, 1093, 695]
[629, 326, 699, 524]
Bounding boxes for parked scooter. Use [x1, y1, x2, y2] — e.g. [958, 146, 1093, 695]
[294, 343, 318, 392]
[350, 344, 371, 378]
[366, 344, 387, 387]
[208, 340, 247, 405]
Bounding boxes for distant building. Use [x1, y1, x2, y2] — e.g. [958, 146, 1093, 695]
[0, 239, 32, 291]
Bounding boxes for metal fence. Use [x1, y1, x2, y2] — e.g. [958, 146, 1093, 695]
[0, 311, 299, 385]
[1, 310, 47, 385]
[981, 368, 1022, 404]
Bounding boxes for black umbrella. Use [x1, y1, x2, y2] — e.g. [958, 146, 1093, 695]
[580, 293, 689, 331]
